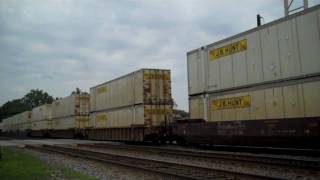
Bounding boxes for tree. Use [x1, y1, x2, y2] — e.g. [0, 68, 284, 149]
[0, 89, 55, 121]
[71, 87, 81, 95]
[22, 89, 54, 109]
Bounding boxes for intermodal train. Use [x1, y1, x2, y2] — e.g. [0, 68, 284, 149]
[1, 5, 320, 148]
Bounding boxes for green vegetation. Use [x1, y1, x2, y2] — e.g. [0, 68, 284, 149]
[0, 89, 56, 121]
[0, 147, 96, 180]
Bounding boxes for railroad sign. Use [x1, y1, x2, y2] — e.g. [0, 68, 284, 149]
[212, 95, 251, 110]
[209, 39, 247, 60]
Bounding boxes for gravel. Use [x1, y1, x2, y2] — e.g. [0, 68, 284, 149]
[76, 145, 320, 180]
[23, 148, 176, 180]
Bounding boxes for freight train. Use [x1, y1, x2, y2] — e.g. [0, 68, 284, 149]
[1, 5, 320, 148]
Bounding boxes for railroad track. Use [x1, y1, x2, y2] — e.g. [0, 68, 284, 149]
[27, 144, 279, 180]
[78, 143, 320, 170]
[201, 145, 320, 157]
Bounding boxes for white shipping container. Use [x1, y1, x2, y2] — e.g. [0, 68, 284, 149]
[31, 104, 52, 122]
[51, 94, 90, 130]
[31, 120, 52, 130]
[2, 118, 11, 132]
[3, 115, 19, 131]
[52, 94, 90, 118]
[17, 111, 32, 124]
[90, 69, 172, 112]
[190, 79, 320, 122]
[187, 5, 320, 95]
[90, 104, 172, 129]
[52, 116, 89, 130]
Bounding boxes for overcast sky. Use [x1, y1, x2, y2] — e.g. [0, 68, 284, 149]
[1, 0, 319, 111]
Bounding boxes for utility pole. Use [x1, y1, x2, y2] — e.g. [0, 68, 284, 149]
[284, 0, 309, 16]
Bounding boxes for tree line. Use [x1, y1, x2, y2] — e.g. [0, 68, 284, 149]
[0, 88, 86, 122]
[0, 89, 56, 121]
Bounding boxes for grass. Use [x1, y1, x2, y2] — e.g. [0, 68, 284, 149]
[0, 147, 96, 180]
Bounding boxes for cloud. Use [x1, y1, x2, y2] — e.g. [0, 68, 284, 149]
[1, 0, 319, 111]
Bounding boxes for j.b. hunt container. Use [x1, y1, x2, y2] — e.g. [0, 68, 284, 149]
[189, 77, 320, 122]
[187, 5, 320, 96]
[90, 69, 172, 112]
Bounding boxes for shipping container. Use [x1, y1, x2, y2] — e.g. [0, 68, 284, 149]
[190, 78, 320, 121]
[90, 104, 172, 129]
[30, 104, 52, 130]
[16, 111, 32, 131]
[90, 69, 172, 112]
[31, 104, 52, 122]
[2, 115, 19, 132]
[31, 120, 52, 130]
[52, 116, 90, 130]
[51, 94, 90, 130]
[187, 5, 320, 95]
[52, 94, 90, 118]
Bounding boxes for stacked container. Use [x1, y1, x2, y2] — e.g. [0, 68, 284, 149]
[51, 94, 90, 130]
[30, 104, 52, 131]
[17, 111, 32, 131]
[90, 69, 173, 134]
[187, 5, 320, 121]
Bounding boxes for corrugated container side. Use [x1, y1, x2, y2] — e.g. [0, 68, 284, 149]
[31, 104, 52, 122]
[189, 95, 205, 119]
[31, 120, 52, 130]
[51, 94, 90, 130]
[52, 117, 74, 130]
[16, 111, 31, 131]
[91, 69, 172, 112]
[30, 104, 52, 130]
[90, 104, 172, 129]
[190, 79, 320, 122]
[52, 95, 75, 118]
[187, 6, 320, 95]
[143, 69, 172, 104]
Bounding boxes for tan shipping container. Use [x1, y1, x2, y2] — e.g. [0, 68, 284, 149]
[30, 104, 52, 130]
[4, 114, 20, 131]
[31, 120, 52, 130]
[187, 5, 320, 95]
[51, 94, 90, 130]
[90, 69, 172, 112]
[52, 94, 90, 118]
[31, 104, 52, 121]
[90, 104, 172, 129]
[190, 78, 320, 122]
[52, 116, 89, 130]
[2, 118, 10, 132]
[15, 111, 32, 131]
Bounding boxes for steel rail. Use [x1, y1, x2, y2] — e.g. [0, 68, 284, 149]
[78, 143, 320, 170]
[27, 145, 281, 180]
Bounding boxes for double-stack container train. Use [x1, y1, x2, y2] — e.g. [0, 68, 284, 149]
[1, 69, 173, 143]
[1, 5, 320, 148]
[88, 69, 173, 141]
[175, 4, 320, 148]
